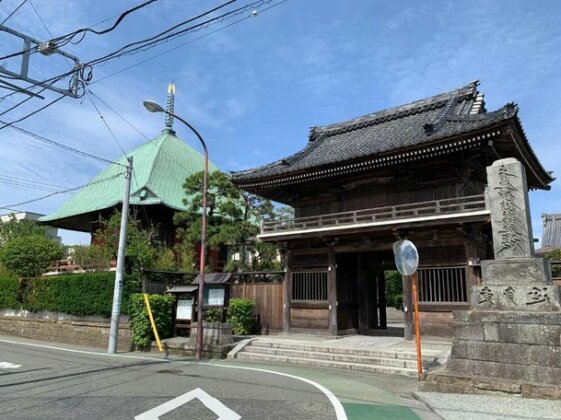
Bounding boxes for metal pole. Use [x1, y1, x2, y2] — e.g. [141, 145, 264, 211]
[412, 272, 423, 380]
[107, 157, 133, 354]
[161, 111, 208, 361]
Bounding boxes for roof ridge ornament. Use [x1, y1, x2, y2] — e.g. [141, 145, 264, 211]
[164, 82, 176, 133]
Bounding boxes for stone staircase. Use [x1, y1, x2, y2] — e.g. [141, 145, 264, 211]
[229, 338, 446, 377]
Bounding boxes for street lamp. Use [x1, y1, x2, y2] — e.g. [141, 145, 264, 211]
[143, 99, 208, 362]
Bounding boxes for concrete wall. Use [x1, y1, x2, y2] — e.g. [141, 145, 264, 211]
[0, 310, 132, 351]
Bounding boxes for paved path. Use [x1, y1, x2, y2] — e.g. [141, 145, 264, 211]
[0, 335, 433, 419]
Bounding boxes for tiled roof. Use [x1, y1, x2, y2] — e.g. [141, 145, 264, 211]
[541, 214, 561, 249]
[231, 81, 546, 186]
[40, 130, 218, 226]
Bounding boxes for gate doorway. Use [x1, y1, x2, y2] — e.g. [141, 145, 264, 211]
[336, 252, 400, 335]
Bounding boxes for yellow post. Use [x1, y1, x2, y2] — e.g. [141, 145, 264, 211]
[412, 272, 423, 380]
[143, 293, 164, 354]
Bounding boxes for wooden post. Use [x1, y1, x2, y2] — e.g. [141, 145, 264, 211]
[283, 250, 292, 334]
[378, 270, 387, 329]
[327, 247, 338, 336]
[357, 253, 368, 332]
[412, 272, 423, 380]
[402, 274, 413, 340]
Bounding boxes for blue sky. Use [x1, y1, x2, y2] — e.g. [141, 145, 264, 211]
[1, 0, 560, 245]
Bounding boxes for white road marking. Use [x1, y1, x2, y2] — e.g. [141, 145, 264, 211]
[0, 362, 22, 369]
[0, 338, 348, 420]
[135, 387, 241, 420]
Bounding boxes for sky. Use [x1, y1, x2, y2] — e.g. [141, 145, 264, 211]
[0, 0, 560, 245]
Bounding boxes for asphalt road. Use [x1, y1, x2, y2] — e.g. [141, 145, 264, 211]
[0, 338, 341, 420]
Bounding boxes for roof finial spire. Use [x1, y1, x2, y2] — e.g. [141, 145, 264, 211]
[165, 82, 176, 131]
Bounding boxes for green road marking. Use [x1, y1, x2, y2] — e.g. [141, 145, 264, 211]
[343, 402, 420, 420]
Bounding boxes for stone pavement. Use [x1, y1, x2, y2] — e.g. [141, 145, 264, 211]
[416, 391, 561, 419]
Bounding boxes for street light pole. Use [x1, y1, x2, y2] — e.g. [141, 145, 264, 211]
[143, 100, 208, 361]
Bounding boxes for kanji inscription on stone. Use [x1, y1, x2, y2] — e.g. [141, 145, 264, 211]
[486, 158, 535, 259]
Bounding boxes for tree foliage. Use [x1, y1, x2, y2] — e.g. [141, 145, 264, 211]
[0, 217, 48, 246]
[0, 235, 63, 277]
[174, 171, 281, 271]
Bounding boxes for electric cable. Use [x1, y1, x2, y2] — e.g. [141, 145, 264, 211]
[88, 90, 150, 141]
[0, 0, 158, 61]
[0, 172, 126, 211]
[0, 174, 65, 189]
[0, 0, 27, 25]
[91, 0, 287, 85]
[1, 122, 124, 166]
[87, 92, 127, 155]
[0, 94, 65, 129]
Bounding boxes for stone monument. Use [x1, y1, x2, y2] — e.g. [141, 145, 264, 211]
[422, 158, 561, 398]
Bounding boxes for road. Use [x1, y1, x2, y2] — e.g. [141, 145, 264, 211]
[0, 335, 435, 419]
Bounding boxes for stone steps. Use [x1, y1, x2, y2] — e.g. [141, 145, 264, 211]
[230, 338, 442, 377]
[243, 345, 419, 368]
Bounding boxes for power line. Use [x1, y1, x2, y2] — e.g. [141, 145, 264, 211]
[0, 94, 65, 129]
[88, 90, 150, 141]
[0, 172, 125, 211]
[0, 174, 65, 189]
[27, 0, 53, 37]
[87, 92, 127, 155]
[1, 0, 27, 25]
[0, 0, 263, 94]
[0, 0, 159, 61]
[1, 122, 124, 166]
[92, 0, 287, 85]
[0, 177, 60, 191]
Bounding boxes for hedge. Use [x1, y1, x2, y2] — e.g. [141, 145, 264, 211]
[0, 276, 20, 309]
[227, 298, 256, 335]
[128, 294, 176, 351]
[20, 272, 140, 316]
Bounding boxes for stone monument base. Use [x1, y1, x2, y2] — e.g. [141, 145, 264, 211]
[421, 310, 561, 399]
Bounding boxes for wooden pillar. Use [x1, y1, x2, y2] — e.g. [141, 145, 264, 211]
[283, 249, 292, 334]
[402, 274, 413, 340]
[463, 225, 485, 295]
[357, 253, 368, 332]
[327, 247, 338, 336]
[378, 270, 387, 329]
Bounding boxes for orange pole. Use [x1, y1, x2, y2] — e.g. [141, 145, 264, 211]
[412, 272, 423, 380]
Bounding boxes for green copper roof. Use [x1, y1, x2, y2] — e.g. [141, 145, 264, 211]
[41, 130, 218, 225]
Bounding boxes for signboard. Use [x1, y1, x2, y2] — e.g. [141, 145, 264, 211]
[393, 239, 419, 276]
[205, 288, 225, 306]
[176, 298, 194, 320]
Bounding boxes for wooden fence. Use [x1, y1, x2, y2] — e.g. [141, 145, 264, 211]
[230, 282, 284, 333]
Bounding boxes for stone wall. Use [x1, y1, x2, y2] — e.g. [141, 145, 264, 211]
[0, 310, 132, 351]
[420, 312, 454, 337]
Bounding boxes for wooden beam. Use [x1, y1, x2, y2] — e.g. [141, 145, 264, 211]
[327, 247, 338, 336]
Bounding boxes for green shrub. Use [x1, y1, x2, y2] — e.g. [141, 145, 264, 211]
[0, 276, 20, 309]
[0, 235, 62, 277]
[129, 294, 176, 351]
[203, 308, 223, 322]
[227, 298, 256, 335]
[22, 272, 139, 316]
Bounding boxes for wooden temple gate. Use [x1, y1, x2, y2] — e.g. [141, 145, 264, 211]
[232, 81, 553, 337]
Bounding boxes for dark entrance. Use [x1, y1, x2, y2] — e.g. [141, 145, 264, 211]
[336, 252, 389, 333]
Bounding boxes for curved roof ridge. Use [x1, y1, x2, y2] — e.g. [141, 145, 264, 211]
[309, 80, 480, 141]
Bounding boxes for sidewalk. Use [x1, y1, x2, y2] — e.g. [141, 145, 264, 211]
[416, 391, 561, 420]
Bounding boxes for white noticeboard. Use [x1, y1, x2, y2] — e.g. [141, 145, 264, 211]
[176, 298, 194, 321]
[207, 288, 225, 306]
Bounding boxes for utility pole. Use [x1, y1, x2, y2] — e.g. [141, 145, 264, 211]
[108, 157, 133, 354]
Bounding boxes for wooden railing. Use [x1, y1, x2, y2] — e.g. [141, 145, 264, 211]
[262, 194, 487, 234]
[418, 266, 468, 303]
